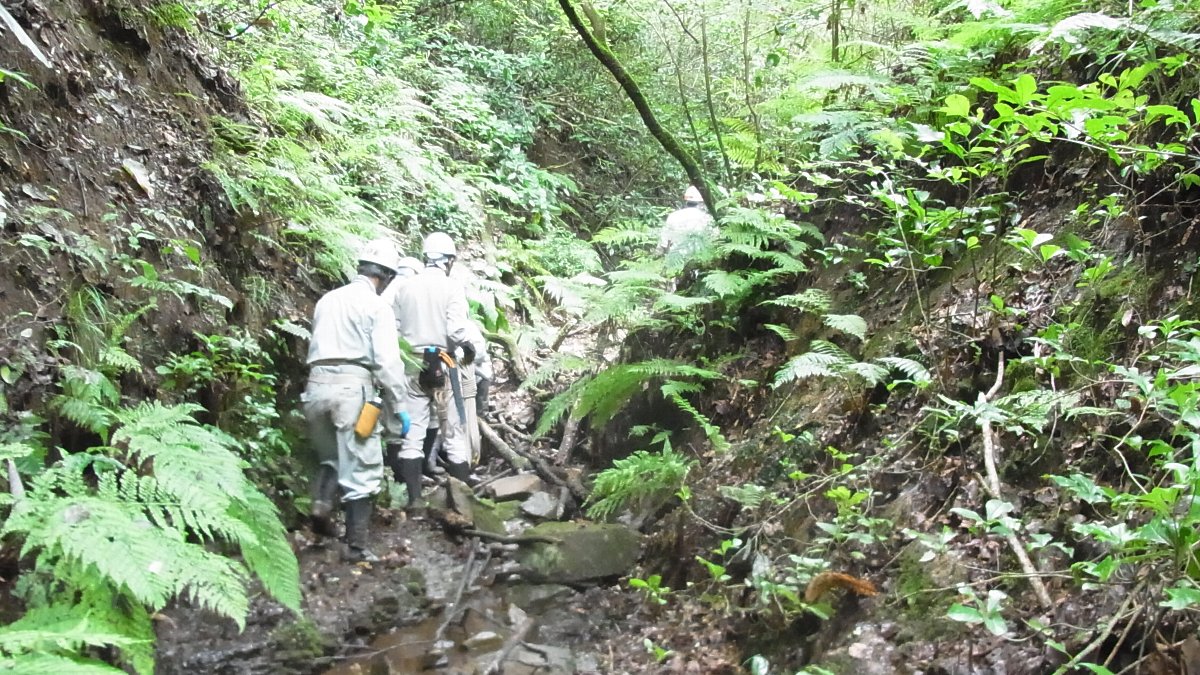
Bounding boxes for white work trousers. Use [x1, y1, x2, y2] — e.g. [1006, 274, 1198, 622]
[396, 368, 470, 465]
[302, 366, 384, 502]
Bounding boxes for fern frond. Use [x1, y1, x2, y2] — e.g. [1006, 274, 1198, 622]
[532, 376, 590, 439]
[521, 353, 595, 391]
[763, 323, 798, 342]
[824, 314, 868, 340]
[0, 654, 125, 674]
[809, 339, 855, 361]
[762, 288, 831, 313]
[592, 226, 655, 247]
[702, 270, 751, 299]
[772, 352, 846, 387]
[876, 356, 933, 385]
[844, 361, 889, 385]
[585, 447, 694, 520]
[0, 607, 147, 656]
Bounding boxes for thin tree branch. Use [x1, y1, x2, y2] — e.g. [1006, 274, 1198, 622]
[558, 0, 719, 215]
[979, 353, 1053, 609]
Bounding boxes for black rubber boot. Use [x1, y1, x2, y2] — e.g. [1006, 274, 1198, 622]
[445, 460, 472, 485]
[399, 457, 425, 508]
[421, 427, 441, 476]
[310, 465, 339, 537]
[342, 498, 379, 563]
[385, 442, 404, 484]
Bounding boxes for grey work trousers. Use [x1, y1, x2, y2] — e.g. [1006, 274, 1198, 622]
[394, 366, 471, 465]
[302, 365, 384, 502]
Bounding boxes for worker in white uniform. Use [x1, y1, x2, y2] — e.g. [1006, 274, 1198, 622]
[389, 232, 484, 507]
[380, 255, 424, 486]
[304, 239, 411, 563]
[459, 319, 491, 465]
[416, 320, 492, 476]
[658, 185, 716, 269]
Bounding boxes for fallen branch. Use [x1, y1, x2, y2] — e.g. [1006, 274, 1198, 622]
[480, 420, 532, 471]
[483, 617, 535, 675]
[472, 468, 514, 494]
[484, 330, 529, 381]
[434, 543, 488, 642]
[531, 455, 587, 504]
[462, 529, 562, 545]
[494, 419, 531, 442]
[554, 410, 584, 465]
[979, 353, 1053, 610]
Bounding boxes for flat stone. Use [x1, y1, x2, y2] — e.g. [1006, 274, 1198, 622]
[507, 604, 528, 627]
[462, 630, 504, 652]
[503, 584, 573, 613]
[519, 491, 560, 519]
[515, 522, 641, 584]
[462, 607, 502, 637]
[511, 644, 574, 674]
[487, 474, 545, 501]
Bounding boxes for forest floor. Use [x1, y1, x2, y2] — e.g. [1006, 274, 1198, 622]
[154, 482, 658, 675]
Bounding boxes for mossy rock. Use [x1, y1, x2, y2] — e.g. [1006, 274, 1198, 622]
[515, 522, 641, 584]
[271, 618, 329, 661]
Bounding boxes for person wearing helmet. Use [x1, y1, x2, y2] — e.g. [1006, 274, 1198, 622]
[658, 185, 716, 271]
[379, 253, 426, 483]
[388, 232, 484, 508]
[303, 237, 411, 563]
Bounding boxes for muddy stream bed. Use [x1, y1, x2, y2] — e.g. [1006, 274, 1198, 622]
[156, 477, 641, 675]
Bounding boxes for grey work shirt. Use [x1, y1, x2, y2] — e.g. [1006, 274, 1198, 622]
[392, 266, 474, 352]
[306, 275, 408, 406]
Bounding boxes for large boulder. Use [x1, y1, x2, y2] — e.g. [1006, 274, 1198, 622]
[515, 522, 641, 584]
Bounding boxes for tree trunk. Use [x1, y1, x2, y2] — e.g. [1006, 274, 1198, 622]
[558, 0, 718, 216]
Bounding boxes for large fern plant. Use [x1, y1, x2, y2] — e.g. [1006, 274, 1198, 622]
[0, 402, 301, 673]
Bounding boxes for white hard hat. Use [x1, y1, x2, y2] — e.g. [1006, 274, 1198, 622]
[357, 238, 400, 273]
[422, 232, 456, 259]
[397, 256, 422, 276]
[683, 185, 703, 202]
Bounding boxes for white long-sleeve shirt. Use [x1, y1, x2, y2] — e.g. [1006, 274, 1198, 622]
[392, 266, 473, 352]
[658, 206, 715, 258]
[306, 275, 407, 405]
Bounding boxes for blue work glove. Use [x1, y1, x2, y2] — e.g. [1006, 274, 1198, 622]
[396, 410, 411, 437]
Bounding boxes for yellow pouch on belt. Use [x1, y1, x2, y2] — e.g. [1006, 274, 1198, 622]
[353, 397, 383, 439]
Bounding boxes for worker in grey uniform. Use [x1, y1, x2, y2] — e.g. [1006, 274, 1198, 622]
[304, 239, 410, 563]
[389, 232, 483, 507]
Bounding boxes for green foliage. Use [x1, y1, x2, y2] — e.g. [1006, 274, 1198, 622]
[773, 340, 931, 389]
[1, 400, 300, 672]
[586, 445, 695, 520]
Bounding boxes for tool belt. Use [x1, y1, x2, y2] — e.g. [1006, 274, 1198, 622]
[308, 363, 372, 384]
[418, 347, 456, 389]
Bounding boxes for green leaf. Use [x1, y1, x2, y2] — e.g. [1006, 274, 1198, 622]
[982, 613, 1009, 636]
[941, 94, 971, 118]
[1161, 584, 1200, 610]
[946, 604, 982, 623]
[1013, 74, 1038, 105]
